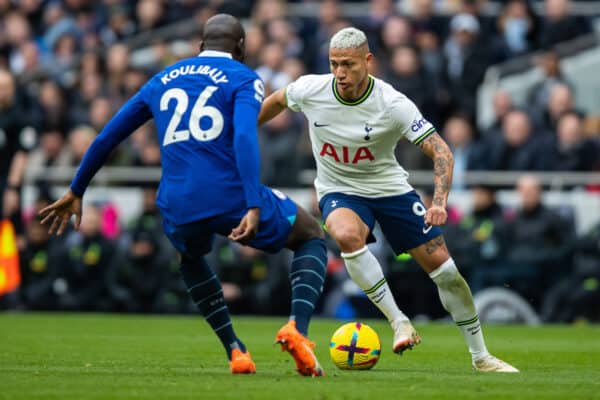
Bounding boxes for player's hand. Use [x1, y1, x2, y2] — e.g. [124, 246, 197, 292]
[39, 189, 83, 236]
[425, 205, 447, 226]
[228, 207, 260, 244]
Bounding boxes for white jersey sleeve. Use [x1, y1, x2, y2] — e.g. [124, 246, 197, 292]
[285, 74, 322, 112]
[388, 94, 437, 146]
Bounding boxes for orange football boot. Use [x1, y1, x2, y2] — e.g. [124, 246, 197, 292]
[229, 348, 256, 374]
[275, 320, 324, 377]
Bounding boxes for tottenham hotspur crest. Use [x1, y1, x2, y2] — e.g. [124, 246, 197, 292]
[364, 122, 373, 140]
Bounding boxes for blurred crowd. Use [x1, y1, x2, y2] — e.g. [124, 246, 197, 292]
[1, 0, 600, 322]
[5, 174, 600, 322]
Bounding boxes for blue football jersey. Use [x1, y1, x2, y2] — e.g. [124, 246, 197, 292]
[71, 51, 266, 225]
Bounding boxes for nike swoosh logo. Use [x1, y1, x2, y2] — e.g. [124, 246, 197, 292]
[313, 122, 329, 127]
[422, 225, 433, 234]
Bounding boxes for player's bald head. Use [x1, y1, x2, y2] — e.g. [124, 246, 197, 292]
[329, 27, 370, 54]
[199, 14, 246, 61]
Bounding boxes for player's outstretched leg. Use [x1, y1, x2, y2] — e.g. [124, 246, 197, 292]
[276, 237, 327, 377]
[428, 258, 518, 372]
[180, 256, 255, 374]
[341, 246, 420, 354]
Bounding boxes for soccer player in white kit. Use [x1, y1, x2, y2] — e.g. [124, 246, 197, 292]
[259, 27, 518, 372]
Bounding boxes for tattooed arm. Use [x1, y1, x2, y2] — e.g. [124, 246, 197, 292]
[418, 132, 454, 226]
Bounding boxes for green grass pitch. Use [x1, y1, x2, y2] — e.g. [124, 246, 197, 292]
[1, 313, 599, 400]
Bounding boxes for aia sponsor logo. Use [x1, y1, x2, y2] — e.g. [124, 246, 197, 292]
[411, 117, 429, 132]
[319, 143, 375, 164]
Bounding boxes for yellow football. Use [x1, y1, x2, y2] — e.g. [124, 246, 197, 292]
[329, 322, 381, 370]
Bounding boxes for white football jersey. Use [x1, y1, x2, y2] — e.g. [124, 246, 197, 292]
[285, 74, 436, 200]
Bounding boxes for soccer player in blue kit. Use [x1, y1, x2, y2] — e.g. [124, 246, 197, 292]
[40, 14, 326, 376]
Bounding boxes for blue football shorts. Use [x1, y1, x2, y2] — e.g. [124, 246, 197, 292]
[163, 187, 297, 258]
[319, 190, 443, 255]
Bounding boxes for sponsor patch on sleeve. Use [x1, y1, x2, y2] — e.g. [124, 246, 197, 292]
[409, 117, 435, 145]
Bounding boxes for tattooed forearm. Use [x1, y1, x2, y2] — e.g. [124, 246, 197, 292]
[418, 133, 454, 207]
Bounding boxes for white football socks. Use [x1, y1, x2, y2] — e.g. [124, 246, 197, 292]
[341, 246, 408, 323]
[429, 258, 489, 361]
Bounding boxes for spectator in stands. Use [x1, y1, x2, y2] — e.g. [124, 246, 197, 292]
[527, 51, 572, 117]
[361, 0, 396, 52]
[442, 114, 477, 189]
[418, 36, 446, 107]
[88, 97, 113, 133]
[484, 89, 513, 139]
[265, 17, 304, 59]
[55, 204, 116, 311]
[310, 0, 346, 73]
[37, 79, 69, 133]
[135, 0, 166, 33]
[99, 4, 136, 46]
[493, 0, 539, 62]
[385, 45, 437, 123]
[501, 175, 576, 307]
[67, 125, 95, 167]
[122, 68, 148, 98]
[104, 43, 130, 105]
[534, 82, 575, 134]
[127, 184, 164, 241]
[152, 256, 195, 314]
[4, 11, 33, 70]
[108, 228, 169, 313]
[443, 13, 492, 118]
[458, 0, 496, 44]
[480, 109, 554, 171]
[69, 73, 104, 127]
[541, 221, 600, 322]
[379, 15, 413, 56]
[0, 69, 37, 237]
[10, 39, 42, 75]
[553, 111, 600, 171]
[243, 25, 265, 69]
[18, 215, 61, 310]
[27, 128, 70, 170]
[409, 0, 446, 96]
[539, 0, 590, 49]
[76, 8, 102, 52]
[385, 45, 437, 171]
[251, 0, 287, 27]
[16, 0, 44, 37]
[280, 57, 305, 82]
[49, 32, 80, 85]
[409, 0, 447, 39]
[113, 183, 186, 313]
[256, 42, 290, 92]
[259, 109, 303, 186]
[78, 51, 103, 77]
[460, 185, 508, 293]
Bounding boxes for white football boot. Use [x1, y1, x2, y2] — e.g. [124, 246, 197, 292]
[473, 354, 519, 372]
[391, 319, 421, 354]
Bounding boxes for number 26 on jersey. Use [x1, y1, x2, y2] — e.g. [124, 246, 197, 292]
[160, 86, 224, 146]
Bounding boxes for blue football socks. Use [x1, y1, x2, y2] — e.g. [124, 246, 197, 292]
[289, 238, 327, 336]
[180, 257, 245, 360]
